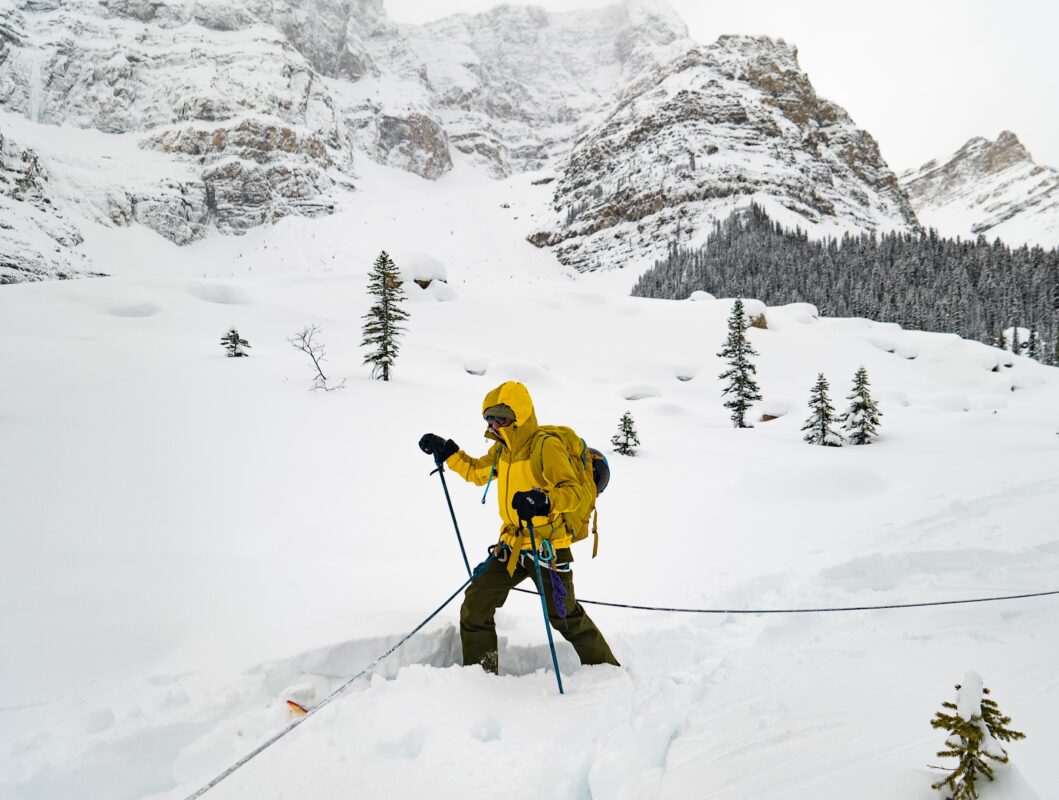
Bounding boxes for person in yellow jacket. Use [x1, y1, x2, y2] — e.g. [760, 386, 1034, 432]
[419, 381, 619, 674]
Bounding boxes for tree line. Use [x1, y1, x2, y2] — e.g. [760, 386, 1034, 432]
[632, 204, 1059, 364]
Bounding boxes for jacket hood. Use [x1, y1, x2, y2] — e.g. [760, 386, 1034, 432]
[482, 381, 538, 452]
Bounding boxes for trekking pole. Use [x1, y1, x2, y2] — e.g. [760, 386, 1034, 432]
[431, 456, 472, 577]
[526, 520, 564, 695]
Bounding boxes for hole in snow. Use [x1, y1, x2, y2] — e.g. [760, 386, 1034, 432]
[621, 384, 662, 401]
[463, 356, 489, 376]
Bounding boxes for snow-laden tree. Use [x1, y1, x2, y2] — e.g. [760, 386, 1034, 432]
[361, 251, 409, 381]
[841, 366, 882, 445]
[220, 328, 250, 357]
[718, 299, 762, 428]
[930, 672, 1026, 800]
[611, 411, 640, 456]
[802, 373, 842, 446]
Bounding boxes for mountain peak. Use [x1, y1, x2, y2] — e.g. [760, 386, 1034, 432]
[900, 130, 1059, 248]
[947, 130, 1033, 176]
[714, 34, 800, 68]
[986, 130, 1032, 171]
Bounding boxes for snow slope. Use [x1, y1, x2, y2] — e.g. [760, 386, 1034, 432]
[1, 165, 1057, 800]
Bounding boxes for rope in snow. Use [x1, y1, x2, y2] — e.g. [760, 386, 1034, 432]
[513, 586, 1059, 614]
[184, 567, 484, 800]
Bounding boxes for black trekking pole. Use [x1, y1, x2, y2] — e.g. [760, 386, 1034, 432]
[526, 520, 564, 695]
[431, 456, 472, 577]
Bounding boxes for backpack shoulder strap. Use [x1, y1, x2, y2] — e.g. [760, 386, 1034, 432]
[529, 429, 560, 486]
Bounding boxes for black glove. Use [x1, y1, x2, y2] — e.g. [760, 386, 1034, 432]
[512, 489, 550, 521]
[419, 433, 459, 462]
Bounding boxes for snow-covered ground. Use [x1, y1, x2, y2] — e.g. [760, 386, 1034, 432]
[1, 162, 1057, 800]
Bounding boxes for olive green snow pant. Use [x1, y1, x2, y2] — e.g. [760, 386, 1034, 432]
[460, 552, 619, 673]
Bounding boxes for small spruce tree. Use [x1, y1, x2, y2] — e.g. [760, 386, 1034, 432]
[802, 373, 842, 446]
[220, 328, 251, 357]
[841, 366, 882, 445]
[718, 299, 762, 428]
[930, 672, 1026, 800]
[611, 411, 640, 456]
[361, 250, 409, 381]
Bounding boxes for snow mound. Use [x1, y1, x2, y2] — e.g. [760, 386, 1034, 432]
[688, 290, 715, 301]
[393, 251, 448, 284]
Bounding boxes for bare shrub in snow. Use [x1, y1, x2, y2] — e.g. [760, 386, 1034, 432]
[289, 324, 345, 391]
[930, 672, 1025, 800]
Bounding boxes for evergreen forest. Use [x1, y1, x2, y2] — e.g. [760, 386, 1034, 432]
[632, 205, 1059, 364]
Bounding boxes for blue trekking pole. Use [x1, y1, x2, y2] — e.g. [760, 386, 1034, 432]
[526, 520, 564, 695]
[431, 455, 472, 577]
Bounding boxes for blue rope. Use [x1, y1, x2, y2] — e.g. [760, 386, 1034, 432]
[481, 466, 495, 504]
[184, 558, 492, 800]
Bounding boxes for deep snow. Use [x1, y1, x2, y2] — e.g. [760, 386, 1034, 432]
[1, 158, 1057, 800]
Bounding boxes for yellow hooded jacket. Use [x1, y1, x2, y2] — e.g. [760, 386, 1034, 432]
[445, 381, 584, 576]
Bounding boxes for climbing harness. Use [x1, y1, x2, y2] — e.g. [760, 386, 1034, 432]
[489, 541, 571, 573]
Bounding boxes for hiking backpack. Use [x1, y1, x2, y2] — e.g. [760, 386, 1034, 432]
[532, 425, 607, 557]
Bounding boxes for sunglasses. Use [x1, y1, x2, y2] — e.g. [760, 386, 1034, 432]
[485, 415, 514, 428]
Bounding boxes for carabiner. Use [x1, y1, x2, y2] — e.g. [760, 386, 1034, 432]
[488, 542, 510, 563]
[537, 539, 554, 562]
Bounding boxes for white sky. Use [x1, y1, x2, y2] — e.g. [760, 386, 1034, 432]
[384, 0, 1059, 172]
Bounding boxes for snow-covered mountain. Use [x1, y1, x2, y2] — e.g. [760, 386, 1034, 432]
[900, 131, 1059, 249]
[529, 35, 918, 272]
[0, 0, 919, 282]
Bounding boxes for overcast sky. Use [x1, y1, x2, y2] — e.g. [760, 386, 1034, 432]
[384, 0, 1059, 172]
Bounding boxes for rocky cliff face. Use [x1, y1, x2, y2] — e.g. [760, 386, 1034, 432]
[0, 0, 357, 251]
[529, 35, 919, 272]
[0, 0, 924, 282]
[0, 130, 99, 283]
[393, 0, 692, 177]
[900, 131, 1059, 248]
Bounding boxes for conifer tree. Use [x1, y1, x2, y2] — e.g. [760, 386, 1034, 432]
[1027, 329, 1039, 361]
[611, 411, 640, 456]
[220, 328, 250, 357]
[841, 366, 882, 445]
[930, 673, 1026, 800]
[361, 251, 409, 381]
[718, 299, 762, 428]
[802, 373, 842, 446]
